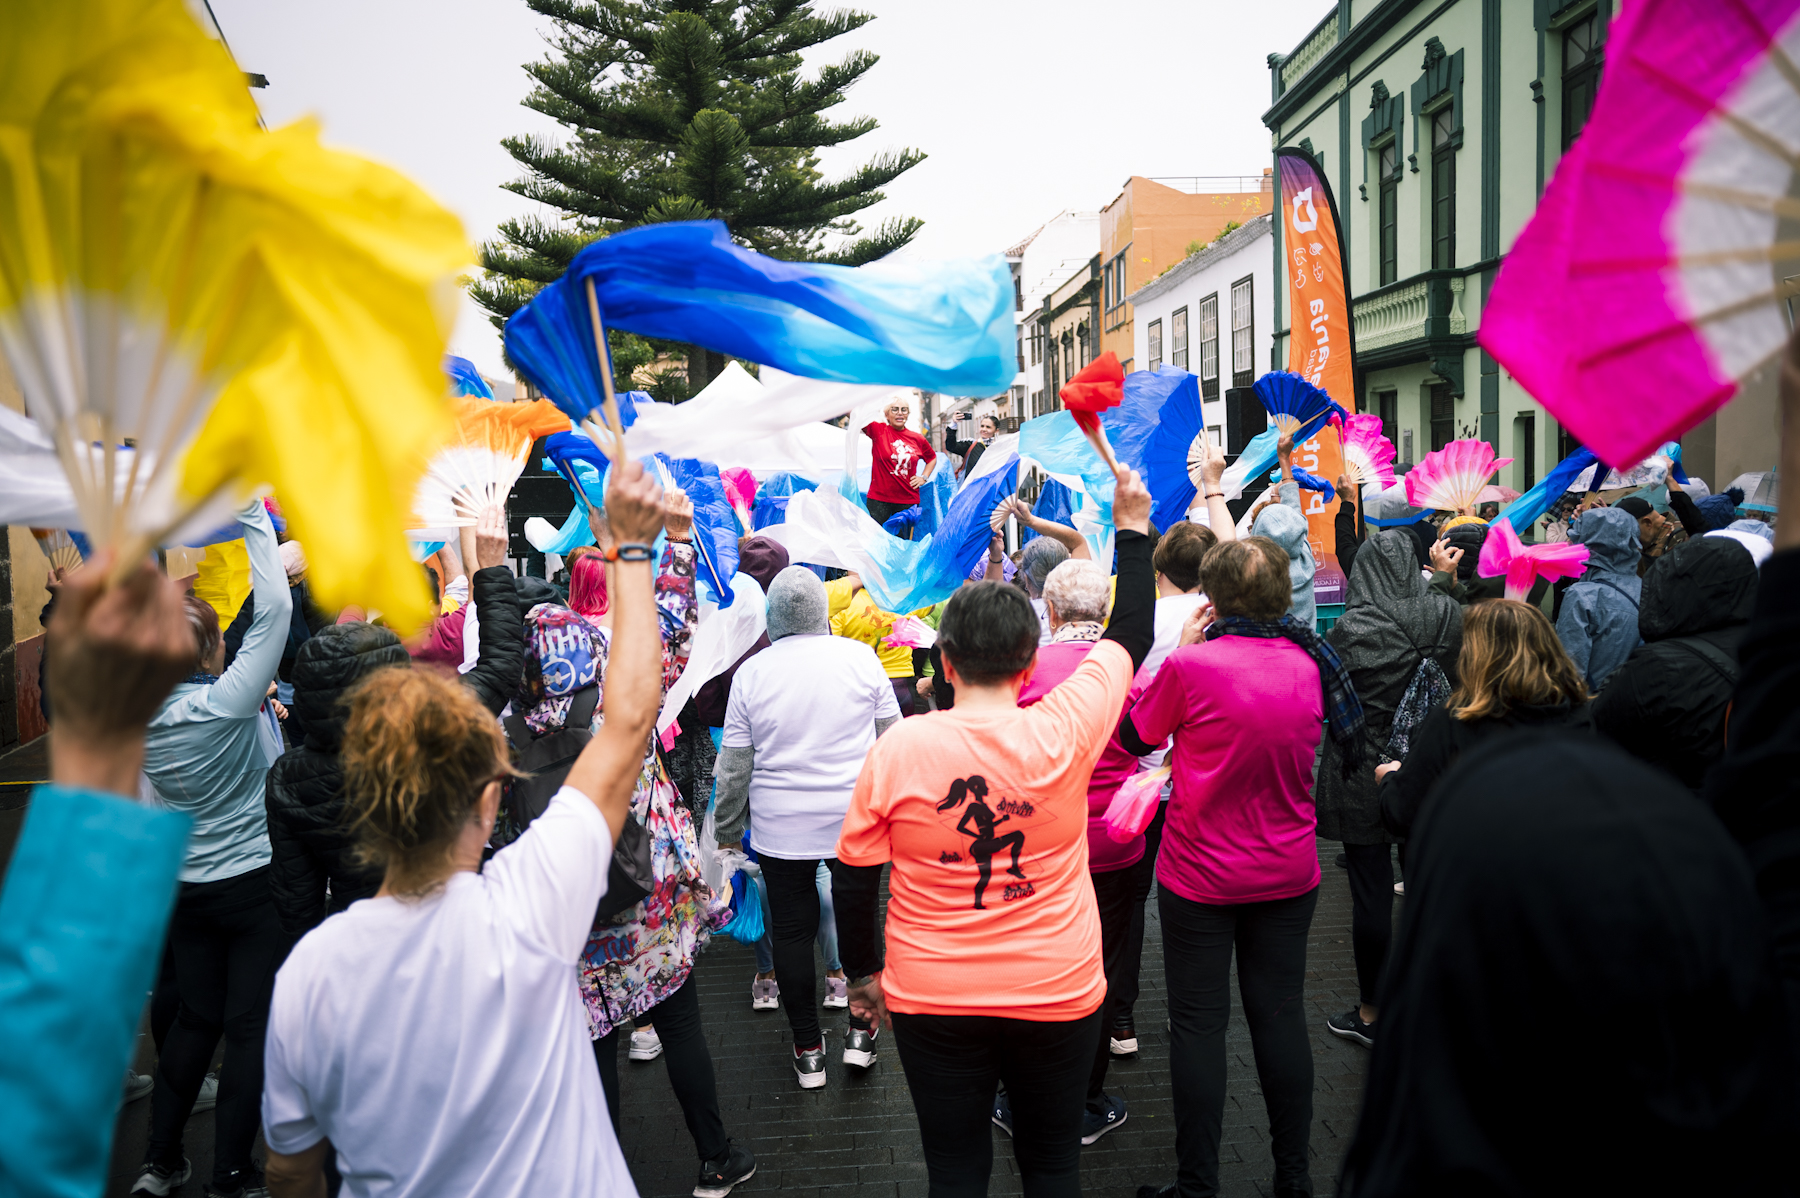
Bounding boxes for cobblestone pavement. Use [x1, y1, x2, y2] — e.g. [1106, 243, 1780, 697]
[102, 835, 1382, 1197]
[615, 837, 1378, 1198]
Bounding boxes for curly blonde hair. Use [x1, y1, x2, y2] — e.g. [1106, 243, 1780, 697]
[341, 667, 518, 895]
[1449, 599, 1588, 722]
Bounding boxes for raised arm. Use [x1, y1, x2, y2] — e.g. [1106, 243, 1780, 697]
[1005, 496, 1092, 560]
[461, 506, 524, 716]
[1192, 433, 1236, 542]
[564, 460, 667, 842]
[204, 501, 292, 718]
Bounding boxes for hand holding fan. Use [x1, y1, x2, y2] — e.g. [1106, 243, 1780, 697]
[412, 397, 569, 531]
[0, 0, 472, 630]
[1058, 352, 1127, 479]
[31, 528, 84, 575]
[1404, 439, 1514, 515]
[1339, 414, 1398, 490]
[1253, 372, 1342, 444]
[1477, 518, 1590, 600]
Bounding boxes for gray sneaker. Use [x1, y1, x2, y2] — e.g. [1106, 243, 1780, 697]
[842, 1026, 879, 1069]
[131, 1159, 191, 1196]
[123, 1071, 154, 1104]
[192, 1072, 219, 1114]
[751, 976, 779, 1011]
[793, 1042, 827, 1090]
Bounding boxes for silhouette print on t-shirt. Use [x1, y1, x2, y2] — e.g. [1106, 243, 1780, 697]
[938, 776, 1027, 910]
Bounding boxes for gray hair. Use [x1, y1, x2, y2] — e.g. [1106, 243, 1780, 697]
[1042, 558, 1111, 624]
[1020, 537, 1070, 598]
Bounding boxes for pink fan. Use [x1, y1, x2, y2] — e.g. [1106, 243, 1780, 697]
[1477, 519, 1590, 601]
[1481, 0, 1800, 467]
[720, 467, 757, 533]
[881, 614, 937, 650]
[1404, 439, 1514, 514]
[1102, 765, 1171, 843]
[1339, 414, 1397, 490]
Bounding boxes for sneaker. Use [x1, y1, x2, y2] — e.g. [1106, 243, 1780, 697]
[1334, 852, 1348, 869]
[1080, 1093, 1128, 1145]
[823, 975, 849, 1008]
[204, 1166, 270, 1198]
[793, 1042, 827, 1090]
[751, 976, 780, 1011]
[629, 1026, 664, 1061]
[1136, 1185, 1176, 1198]
[842, 1026, 878, 1069]
[192, 1072, 219, 1114]
[1395, 880, 1406, 896]
[1109, 1026, 1139, 1055]
[991, 1089, 1013, 1137]
[694, 1139, 757, 1198]
[1326, 1007, 1376, 1048]
[124, 1071, 154, 1104]
[131, 1160, 191, 1196]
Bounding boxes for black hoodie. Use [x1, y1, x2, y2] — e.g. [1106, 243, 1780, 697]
[1592, 536, 1759, 790]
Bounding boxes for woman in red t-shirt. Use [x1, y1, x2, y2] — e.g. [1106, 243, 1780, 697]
[862, 398, 935, 539]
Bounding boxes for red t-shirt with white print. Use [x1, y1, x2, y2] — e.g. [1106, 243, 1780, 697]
[863, 422, 936, 504]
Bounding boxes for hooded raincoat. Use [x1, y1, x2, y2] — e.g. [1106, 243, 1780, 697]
[1253, 497, 1317, 632]
[1317, 532, 1462, 844]
[1591, 537, 1759, 790]
[1555, 507, 1643, 691]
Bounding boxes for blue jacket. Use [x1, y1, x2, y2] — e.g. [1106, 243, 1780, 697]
[1254, 484, 1318, 632]
[144, 501, 292, 883]
[1556, 508, 1642, 692]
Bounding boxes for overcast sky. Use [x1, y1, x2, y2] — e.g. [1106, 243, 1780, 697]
[208, 0, 1333, 380]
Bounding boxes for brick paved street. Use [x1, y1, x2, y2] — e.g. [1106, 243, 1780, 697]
[100, 834, 1382, 1196]
[614, 837, 1377, 1198]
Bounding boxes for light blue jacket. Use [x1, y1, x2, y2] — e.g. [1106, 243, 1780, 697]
[144, 501, 291, 883]
[1255, 483, 1318, 632]
[1556, 507, 1643, 692]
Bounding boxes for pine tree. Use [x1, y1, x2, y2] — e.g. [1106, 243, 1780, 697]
[472, 0, 926, 396]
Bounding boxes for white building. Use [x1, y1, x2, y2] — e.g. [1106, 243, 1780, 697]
[1125, 214, 1274, 448]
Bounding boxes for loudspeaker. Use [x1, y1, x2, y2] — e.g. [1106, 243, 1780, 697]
[1224, 388, 1266, 456]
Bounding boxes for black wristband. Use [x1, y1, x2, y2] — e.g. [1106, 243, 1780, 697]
[606, 542, 654, 562]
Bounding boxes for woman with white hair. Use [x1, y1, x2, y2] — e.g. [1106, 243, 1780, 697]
[1002, 556, 1139, 1144]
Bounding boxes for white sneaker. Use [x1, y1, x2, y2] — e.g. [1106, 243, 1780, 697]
[131, 1159, 191, 1195]
[751, 976, 779, 1010]
[629, 1026, 664, 1061]
[823, 976, 849, 1009]
[192, 1072, 219, 1114]
[123, 1071, 154, 1104]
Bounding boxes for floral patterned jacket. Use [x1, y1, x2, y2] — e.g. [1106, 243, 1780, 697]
[577, 541, 728, 1038]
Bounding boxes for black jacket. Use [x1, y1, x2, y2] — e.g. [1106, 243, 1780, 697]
[943, 427, 989, 479]
[1380, 699, 1589, 840]
[264, 623, 409, 938]
[1592, 537, 1759, 790]
[263, 567, 524, 938]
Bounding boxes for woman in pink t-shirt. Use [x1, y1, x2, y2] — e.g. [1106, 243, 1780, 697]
[1119, 536, 1364, 1198]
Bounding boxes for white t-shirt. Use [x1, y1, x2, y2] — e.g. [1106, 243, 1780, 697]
[723, 633, 900, 859]
[1138, 592, 1207, 772]
[1031, 596, 1053, 645]
[262, 786, 635, 1198]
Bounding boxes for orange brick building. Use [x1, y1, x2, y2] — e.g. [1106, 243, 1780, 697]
[1099, 173, 1276, 370]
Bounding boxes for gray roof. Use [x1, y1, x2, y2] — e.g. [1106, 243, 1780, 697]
[1126, 213, 1272, 308]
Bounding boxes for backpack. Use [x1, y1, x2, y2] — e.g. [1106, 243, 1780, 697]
[501, 685, 654, 922]
[1385, 657, 1452, 762]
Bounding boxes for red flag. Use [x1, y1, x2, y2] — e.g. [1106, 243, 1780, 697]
[1059, 352, 1124, 434]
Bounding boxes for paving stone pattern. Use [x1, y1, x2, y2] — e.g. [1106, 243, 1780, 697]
[101, 835, 1382, 1197]
[617, 837, 1378, 1198]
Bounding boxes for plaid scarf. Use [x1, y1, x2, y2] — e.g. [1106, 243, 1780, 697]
[1207, 614, 1367, 777]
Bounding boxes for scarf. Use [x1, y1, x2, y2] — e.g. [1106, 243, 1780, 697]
[517, 603, 608, 735]
[1207, 614, 1366, 776]
[184, 670, 220, 686]
[1050, 620, 1104, 644]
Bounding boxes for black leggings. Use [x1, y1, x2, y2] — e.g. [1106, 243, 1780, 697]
[1111, 799, 1167, 1028]
[1086, 866, 1137, 1105]
[1159, 885, 1318, 1198]
[866, 497, 916, 539]
[147, 866, 288, 1188]
[892, 1008, 1103, 1198]
[1342, 842, 1396, 1008]
[760, 855, 869, 1050]
[594, 971, 728, 1162]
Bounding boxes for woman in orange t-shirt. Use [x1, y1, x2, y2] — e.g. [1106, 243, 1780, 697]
[832, 470, 1157, 1197]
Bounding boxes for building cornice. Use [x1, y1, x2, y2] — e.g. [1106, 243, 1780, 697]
[1264, 0, 1470, 131]
[1126, 215, 1273, 309]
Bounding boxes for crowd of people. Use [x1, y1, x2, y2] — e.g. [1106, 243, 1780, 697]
[15, 350, 1798, 1198]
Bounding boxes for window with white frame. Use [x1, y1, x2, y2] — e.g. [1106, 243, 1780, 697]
[1199, 294, 1220, 392]
[1171, 307, 1189, 370]
[1229, 276, 1254, 385]
[1147, 319, 1163, 371]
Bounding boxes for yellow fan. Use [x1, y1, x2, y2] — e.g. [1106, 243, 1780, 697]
[0, 0, 471, 630]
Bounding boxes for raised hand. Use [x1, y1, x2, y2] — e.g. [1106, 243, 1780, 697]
[662, 486, 695, 542]
[475, 505, 510, 571]
[607, 458, 667, 546]
[1113, 467, 1153, 536]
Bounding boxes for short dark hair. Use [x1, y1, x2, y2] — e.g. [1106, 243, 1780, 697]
[183, 594, 222, 669]
[1152, 523, 1217, 593]
[1201, 537, 1292, 622]
[938, 581, 1039, 685]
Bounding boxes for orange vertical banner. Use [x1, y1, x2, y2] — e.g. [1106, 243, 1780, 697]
[1276, 148, 1357, 578]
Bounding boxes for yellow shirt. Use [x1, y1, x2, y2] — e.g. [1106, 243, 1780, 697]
[829, 585, 915, 678]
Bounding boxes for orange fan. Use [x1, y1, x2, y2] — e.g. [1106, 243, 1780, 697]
[411, 397, 570, 529]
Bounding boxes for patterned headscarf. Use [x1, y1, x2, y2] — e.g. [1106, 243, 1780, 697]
[518, 603, 608, 735]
